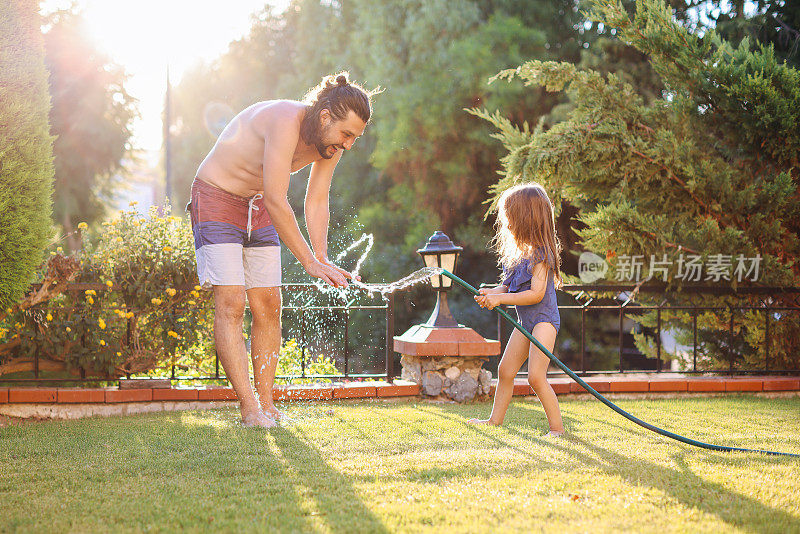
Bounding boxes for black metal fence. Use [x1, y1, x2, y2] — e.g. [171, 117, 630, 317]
[1, 282, 799, 385]
[496, 284, 800, 377]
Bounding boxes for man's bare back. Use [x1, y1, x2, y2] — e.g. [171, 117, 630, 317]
[196, 100, 321, 197]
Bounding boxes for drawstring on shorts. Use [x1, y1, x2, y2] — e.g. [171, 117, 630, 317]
[247, 193, 263, 240]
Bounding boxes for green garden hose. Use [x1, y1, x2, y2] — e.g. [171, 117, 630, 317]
[442, 269, 799, 458]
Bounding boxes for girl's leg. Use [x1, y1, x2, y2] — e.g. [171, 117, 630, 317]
[527, 322, 563, 433]
[469, 329, 529, 425]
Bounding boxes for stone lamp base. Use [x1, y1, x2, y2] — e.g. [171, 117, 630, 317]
[400, 354, 492, 402]
[394, 324, 500, 402]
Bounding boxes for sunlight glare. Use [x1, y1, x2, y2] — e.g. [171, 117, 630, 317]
[41, 0, 289, 150]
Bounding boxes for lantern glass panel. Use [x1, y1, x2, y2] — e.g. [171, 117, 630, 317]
[422, 253, 441, 288]
[440, 252, 457, 287]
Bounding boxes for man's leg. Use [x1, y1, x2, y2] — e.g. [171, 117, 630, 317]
[213, 285, 276, 427]
[246, 287, 283, 418]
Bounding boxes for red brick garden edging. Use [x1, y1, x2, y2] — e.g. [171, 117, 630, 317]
[1, 375, 798, 405]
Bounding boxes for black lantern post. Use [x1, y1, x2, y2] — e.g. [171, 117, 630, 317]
[417, 231, 463, 328]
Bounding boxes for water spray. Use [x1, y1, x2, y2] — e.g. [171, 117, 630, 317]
[441, 268, 799, 458]
[312, 234, 796, 456]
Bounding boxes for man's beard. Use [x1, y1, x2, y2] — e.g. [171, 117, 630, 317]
[316, 141, 335, 159]
[312, 123, 337, 159]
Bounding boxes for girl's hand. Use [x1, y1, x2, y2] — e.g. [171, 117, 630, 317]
[474, 293, 503, 310]
[478, 285, 506, 296]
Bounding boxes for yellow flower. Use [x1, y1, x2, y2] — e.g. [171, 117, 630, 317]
[190, 290, 199, 298]
[116, 352, 122, 357]
[167, 330, 179, 339]
[86, 297, 94, 305]
[50, 251, 57, 256]
[165, 288, 176, 297]
[99, 339, 106, 346]
[162, 246, 173, 253]
[187, 300, 196, 306]
[105, 280, 113, 288]
[66, 327, 71, 333]
[77, 222, 88, 230]
[98, 319, 106, 330]
[151, 298, 162, 305]
[242, 332, 248, 339]
[46, 313, 53, 321]
[56, 247, 63, 253]
[85, 289, 96, 296]
[5, 308, 12, 314]
[129, 201, 138, 207]
[116, 237, 123, 243]
[193, 285, 201, 291]
[125, 312, 133, 319]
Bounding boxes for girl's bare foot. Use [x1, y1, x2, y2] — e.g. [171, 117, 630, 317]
[468, 418, 500, 425]
[241, 410, 277, 428]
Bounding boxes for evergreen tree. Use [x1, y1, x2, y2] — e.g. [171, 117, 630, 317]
[474, 0, 800, 369]
[0, 0, 55, 309]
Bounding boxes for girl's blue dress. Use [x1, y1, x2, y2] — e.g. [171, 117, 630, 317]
[502, 248, 560, 333]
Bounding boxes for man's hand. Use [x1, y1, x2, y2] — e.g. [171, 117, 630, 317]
[305, 257, 355, 288]
[315, 254, 361, 282]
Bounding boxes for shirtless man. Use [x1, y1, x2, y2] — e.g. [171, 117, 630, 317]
[187, 73, 374, 427]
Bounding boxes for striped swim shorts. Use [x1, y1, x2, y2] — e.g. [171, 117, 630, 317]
[187, 178, 281, 289]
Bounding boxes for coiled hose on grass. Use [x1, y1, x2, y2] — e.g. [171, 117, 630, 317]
[442, 269, 799, 458]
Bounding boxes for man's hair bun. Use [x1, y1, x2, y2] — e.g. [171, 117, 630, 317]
[335, 74, 348, 87]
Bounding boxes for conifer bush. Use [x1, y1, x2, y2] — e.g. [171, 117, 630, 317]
[0, 0, 55, 310]
[474, 0, 800, 370]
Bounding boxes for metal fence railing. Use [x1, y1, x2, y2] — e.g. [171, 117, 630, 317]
[496, 284, 800, 377]
[1, 282, 798, 385]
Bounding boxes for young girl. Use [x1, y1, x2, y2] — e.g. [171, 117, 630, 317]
[469, 183, 564, 437]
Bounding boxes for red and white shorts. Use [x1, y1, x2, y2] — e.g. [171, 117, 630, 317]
[187, 179, 281, 289]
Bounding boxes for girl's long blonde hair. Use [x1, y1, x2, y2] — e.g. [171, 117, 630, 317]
[493, 182, 563, 289]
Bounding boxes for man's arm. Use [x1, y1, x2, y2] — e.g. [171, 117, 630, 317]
[305, 154, 340, 261]
[259, 109, 347, 287]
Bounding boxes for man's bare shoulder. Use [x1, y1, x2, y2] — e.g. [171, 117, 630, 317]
[248, 100, 307, 132]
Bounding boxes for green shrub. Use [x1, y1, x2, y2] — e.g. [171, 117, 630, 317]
[1, 205, 341, 382]
[0, 0, 55, 309]
[3, 205, 214, 377]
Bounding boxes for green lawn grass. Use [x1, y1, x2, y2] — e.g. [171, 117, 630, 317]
[1, 395, 799, 533]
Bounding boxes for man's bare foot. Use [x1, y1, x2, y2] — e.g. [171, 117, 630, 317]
[241, 410, 277, 428]
[467, 418, 500, 425]
[260, 403, 285, 420]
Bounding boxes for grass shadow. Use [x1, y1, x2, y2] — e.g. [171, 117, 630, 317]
[522, 429, 800, 534]
[272, 426, 389, 534]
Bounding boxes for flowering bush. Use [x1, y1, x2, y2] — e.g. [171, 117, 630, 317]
[0, 205, 214, 377]
[0, 204, 343, 382]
